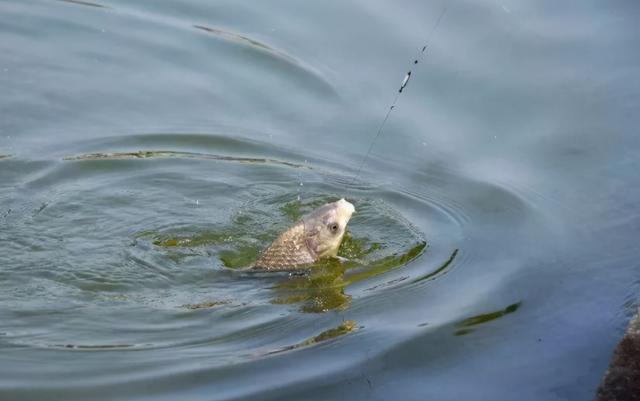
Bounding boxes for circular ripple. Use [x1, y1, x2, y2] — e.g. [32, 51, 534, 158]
[0, 133, 546, 398]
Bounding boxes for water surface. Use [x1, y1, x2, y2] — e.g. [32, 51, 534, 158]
[1, 1, 639, 400]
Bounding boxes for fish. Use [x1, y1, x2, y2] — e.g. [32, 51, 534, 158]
[251, 198, 355, 271]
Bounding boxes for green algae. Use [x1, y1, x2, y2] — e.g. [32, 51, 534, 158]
[146, 225, 426, 313]
[52, 343, 136, 350]
[145, 222, 423, 313]
[453, 328, 473, 336]
[264, 320, 357, 355]
[219, 246, 261, 269]
[412, 248, 458, 284]
[279, 200, 305, 222]
[152, 231, 236, 248]
[183, 300, 231, 310]
[63, 150, 308, 169]
[271, 261, 351, 313]
[454, 302, 522, 336]
[344, 241, 427, 285]
[310, 320, 357, 343]
[271, 241, 426, 313]
[139, 195, 427, 313]
[338, 231, 382, 260]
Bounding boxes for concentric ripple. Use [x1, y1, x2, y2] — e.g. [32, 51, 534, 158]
[2, 0, 637, 399]
[0, 131, 557, 400]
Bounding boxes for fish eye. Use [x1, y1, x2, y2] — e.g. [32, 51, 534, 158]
[329, 223, 339, 233]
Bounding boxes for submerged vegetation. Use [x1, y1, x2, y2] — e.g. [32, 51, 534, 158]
[264, 320, 357, 355]
[182, 300, 231, 310]
[140, 196, 435, 313]
[454, 302, 522, 336]
[64, 150, 307, 168]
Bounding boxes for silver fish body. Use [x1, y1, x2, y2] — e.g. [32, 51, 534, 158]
[252, 198, 355, 271]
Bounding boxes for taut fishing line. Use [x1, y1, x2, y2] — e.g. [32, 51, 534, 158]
[352, 6, 447, 183]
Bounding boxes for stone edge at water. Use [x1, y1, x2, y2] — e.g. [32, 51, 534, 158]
[597, 308, 640, 401]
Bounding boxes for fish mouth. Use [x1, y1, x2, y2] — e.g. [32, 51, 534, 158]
[336, 198, 355, 218]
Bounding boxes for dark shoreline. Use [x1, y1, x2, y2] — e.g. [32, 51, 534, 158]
[597, 309, 640, 401]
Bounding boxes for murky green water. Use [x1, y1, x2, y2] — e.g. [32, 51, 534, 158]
[1, 1, 639, 400]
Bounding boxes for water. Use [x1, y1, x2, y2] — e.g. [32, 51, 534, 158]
[1, 0, 639, 400]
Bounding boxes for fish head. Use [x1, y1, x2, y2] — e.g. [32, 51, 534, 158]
[303, 198, 356, 259]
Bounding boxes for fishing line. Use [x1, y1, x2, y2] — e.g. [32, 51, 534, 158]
[352, 6, 447, 183]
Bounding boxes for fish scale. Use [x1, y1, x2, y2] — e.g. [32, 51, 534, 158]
[253, 222, 315, 271]
[252, 199, 355, 271]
